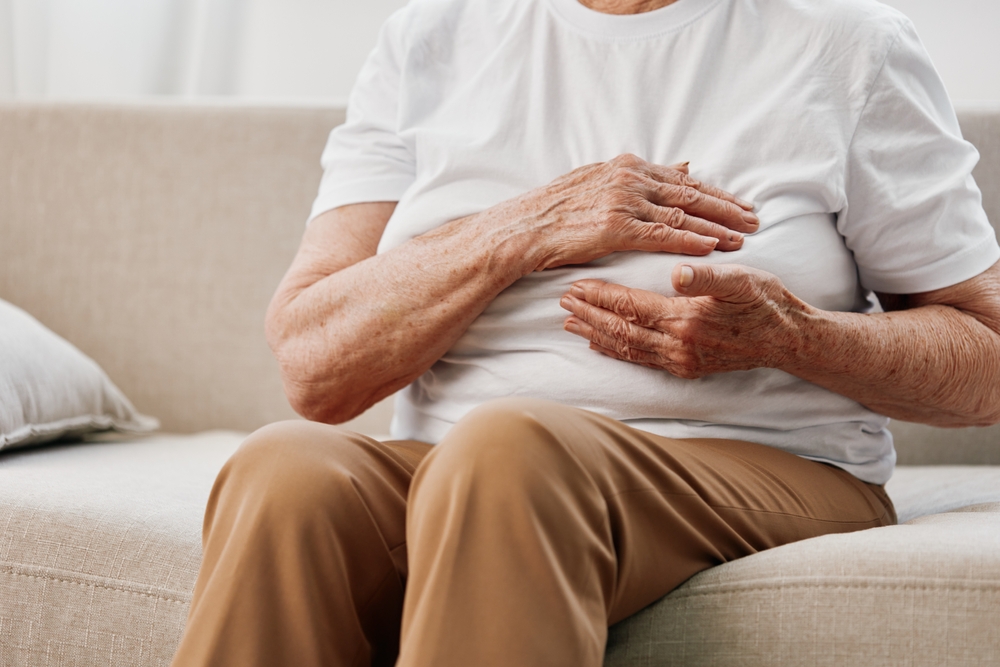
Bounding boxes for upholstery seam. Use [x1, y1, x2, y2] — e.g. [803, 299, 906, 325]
[0, 565, 190, 605]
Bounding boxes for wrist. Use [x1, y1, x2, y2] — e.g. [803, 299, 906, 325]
[466, 198, 555, 278]
[777, 301, 870, 380]
[771, 295, 831, 375]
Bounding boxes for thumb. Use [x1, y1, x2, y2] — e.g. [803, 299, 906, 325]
[671, 263, 760, 304]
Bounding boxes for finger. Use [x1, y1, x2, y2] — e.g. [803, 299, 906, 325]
[645, 179, 759, 233]
[672, 263, 766, 304]
[635, 201, 744, 252]
[588, 339, 670, 370]
[565, 279, 674, 329]
[618, 221, 719, 256]
[560, 295, 663, 353]
[642, 163, 756, 213]
[668, 161, 690, 175]
[564, 314, 664, 366]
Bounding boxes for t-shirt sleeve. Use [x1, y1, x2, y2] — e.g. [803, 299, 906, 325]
[838, 19, 999, 295]
[308, 10, 415, 222]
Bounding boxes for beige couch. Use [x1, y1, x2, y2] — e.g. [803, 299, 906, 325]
[1, 103, 999, 666]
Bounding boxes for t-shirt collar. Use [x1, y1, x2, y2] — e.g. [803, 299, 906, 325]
[547, 0, 723, 39]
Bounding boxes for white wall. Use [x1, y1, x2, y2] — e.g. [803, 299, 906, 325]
[1, 0, 997, 106]
[882, 0, 1000, 107]
[233, 0, 407, 104]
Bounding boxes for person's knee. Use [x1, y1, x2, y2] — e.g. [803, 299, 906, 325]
[216, 420, 370, 520]
[414, 398, 589, 503]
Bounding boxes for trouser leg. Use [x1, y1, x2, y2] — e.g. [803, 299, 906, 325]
[169, 420, 431, 667]
[398, 397, 895, 667]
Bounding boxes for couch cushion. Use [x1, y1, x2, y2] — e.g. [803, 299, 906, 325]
[0, 431, 242, 667]
[2, 432, 999, 667]
[606, 473, 1000, 667]
[886, 465, 1000, 523]
[0, 298, 157, 451]
[606, 502, 1000, 667]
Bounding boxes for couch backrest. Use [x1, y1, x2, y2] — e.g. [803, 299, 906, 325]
[0, 104, 998, 463]
[881, 111, 1000, 465]
[0, 104, 383, 435]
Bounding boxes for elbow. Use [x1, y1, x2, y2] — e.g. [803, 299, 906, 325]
[273, 347, 366, 425]
[266, 309, 363, 425]
[283, 378, 360, 425]
[278, 356, 372, 425]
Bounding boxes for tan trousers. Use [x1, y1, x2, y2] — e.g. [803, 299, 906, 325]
[170, 398, 895, 667]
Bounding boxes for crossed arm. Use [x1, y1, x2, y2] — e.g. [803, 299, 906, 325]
[266, 156, 756, 423]
[266, 154, 1000, 428]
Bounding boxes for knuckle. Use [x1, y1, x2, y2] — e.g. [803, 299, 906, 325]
[618, 170, 643, 187]
[678, 173, 700, 189]
[732, 274, 759, 299]
[673, 352, 700, 379]
[664, 207, 686, 229]
[613, 153, 642, 168]
[636, 222, 665, 242]
[678, 186, 701, 207]
[608, 318, 632, 341]
[675, 319, 699, 345]
[612, 293, 638, 319]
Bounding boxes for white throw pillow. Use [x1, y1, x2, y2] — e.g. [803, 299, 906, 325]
[0, 299, 158, 450]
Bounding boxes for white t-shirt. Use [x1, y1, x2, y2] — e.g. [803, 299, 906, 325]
[312, 0, 999, 484]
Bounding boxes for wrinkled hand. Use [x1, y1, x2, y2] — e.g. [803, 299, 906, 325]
[559, 264, 811, 378]
[501, 154, 758, 271]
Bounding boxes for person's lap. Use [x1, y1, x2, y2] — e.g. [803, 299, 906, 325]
[171, 397, 894, 667]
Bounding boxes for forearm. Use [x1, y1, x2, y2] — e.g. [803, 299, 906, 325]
[562, 261, 1000, 428]
[270, 157, 755, 424]
[785, 304, 1000, 427]
[267, 210, 537, 423]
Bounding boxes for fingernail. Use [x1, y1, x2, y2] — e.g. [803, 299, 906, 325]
[569, 285, 585, 298]
[703, 237, 719, 250]
[678, 265, 694, 287]
[741, 210, 759, 225]
[728, 232, 743, 243]
[564, 319, 581, 334]
[560, 295, 573, 309]
[680, 161, 690, 168]
[737, 198, 754, 210]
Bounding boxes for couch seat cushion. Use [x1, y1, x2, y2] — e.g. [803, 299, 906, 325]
[2, 432, 999, 667]
[606, 466, 1000, 667]
[0, 431, 242, 667]
[886, 464, 1000, 522]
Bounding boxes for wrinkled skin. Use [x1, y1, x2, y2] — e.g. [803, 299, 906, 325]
[560, 264, 797, 377]
[521, 154, 758, 270]
[266, 155, 755, 423]
[560, 261, 1000, 426]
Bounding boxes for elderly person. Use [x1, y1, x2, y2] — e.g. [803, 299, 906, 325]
[170, 0, 1000, 665]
